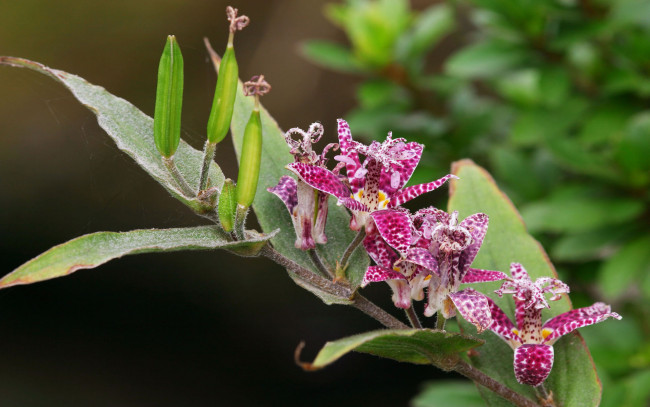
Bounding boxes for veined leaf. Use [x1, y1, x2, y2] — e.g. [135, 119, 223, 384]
[0, 227, 277, 289]
[300, 329, 482, 370]
[448, 160, 602, 407]
[205, 43, 369, 297]
[0, 57, 224, 212]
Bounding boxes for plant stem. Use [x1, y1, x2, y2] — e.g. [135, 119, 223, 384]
[162, 156, 194, 197]
[198, 140, 217, 193]
[340, 229, 365, 268]
[260, 245, 407, 330]
[234, 204, 247, 240]
[454, 361, 541, 407]
[436, 313, 446, 330]
[308, 249, 334, 279]
[535, 383, 555, 407]
[404, 306, 422, 329]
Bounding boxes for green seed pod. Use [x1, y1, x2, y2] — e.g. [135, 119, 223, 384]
[236, 107, 262, 208]
[207, 35, 238, 144]
[154, 35, 184, 158]
[218, 179, 237, 232]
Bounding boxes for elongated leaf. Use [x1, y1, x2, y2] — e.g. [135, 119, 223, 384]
[446, 41, 529, 79]
[300, 329, 482, 370]
[207, 44, 369, 298]
[301, 40, 362, 73]
[0, 57, 223, 212]
[0, 227, 277, 288]
[448, 160, 602, 407]
[598, 234, 650, 300]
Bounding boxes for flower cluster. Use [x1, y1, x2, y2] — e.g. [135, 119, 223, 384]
[270, 119, 621, 386]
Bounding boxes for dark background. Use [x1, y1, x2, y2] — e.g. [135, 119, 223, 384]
[0, 1, 453, 405]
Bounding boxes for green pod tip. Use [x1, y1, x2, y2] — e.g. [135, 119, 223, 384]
[236, 107, 263, 208]
[206, 39, 238, 144]
[218, 179, 237, 232]
[154, 35, 184, 158]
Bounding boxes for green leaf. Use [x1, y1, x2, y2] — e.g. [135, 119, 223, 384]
[0, 227, 278, 289]
[616, 112, 650, 176]
[598, 234, 650, 301]
[300, 329, 482, 370]
[218, 52, 369, 298]
[445, 41, 529, 79]
[301, 40, 362, 73]
[395, 4, 455, 64]
[412, 381, 483, 407]
[448, 160, 602, 407]
[551, 226, 638, 262]
[520, 186, 644, 234]
[0, 57, 223, 212]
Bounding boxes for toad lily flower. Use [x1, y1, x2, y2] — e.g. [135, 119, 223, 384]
[486, 262, 622, 386]
[268, 123, 337, 250]
[362, 208, 508, 333]
[287, 119, 456, 236]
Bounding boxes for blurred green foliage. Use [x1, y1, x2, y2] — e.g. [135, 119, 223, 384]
[302, 0, 650, 405]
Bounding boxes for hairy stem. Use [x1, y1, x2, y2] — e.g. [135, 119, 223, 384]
[308, 249, 334, 279]
[405, 306, 422, 329]
[454, 361, 541, 407]
[198, 140, 217, 193]
[436, 313, 446, 330]
[234, 204, 247, 240]
[162, 156, 194, 198]
[261, 245, 407, 330]
[340, 229, 365, 268]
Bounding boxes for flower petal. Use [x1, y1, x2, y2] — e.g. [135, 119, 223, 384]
[406, 247, 439, 276]
[458, 213, 489, 276]
[448, 288, 493, 333]
[361, 265, 405, 286]
[542, 302, 622, 345]
[378, 141, 423, 195]
[387, 279, 412, 309]
[336, 119, 362, 183]
[389, 174, 457, 207]
[267, 176, 298, 213]
[370, 209, 413, 256]
[462, 268, 508, 284]
[513, 344, 554, 386]
[485, 296, 522, 348]
[287, 162, 350, 199]
[363, 229, 399, 268]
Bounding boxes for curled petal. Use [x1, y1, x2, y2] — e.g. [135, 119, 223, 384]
[363, 231, 399, 269]
[336, 119, 362, 181]
[267, 176, 297, 213]
[542, 302, 622, 345]
[537, 277, 570, 301]
[389, 174, 458, 207]
[370, 210, 412, 256]
[448, 289, 493, 333]
[513, 344, 554, 386]
[339, 197, 370, 213]
[462, 268, 508, 284]
[361, 265, 404, 287]
[287, 162, 349, 199]
[485, 296, 522, 348]
[405, 247, 439, 276]
[458, 213, 489, 275]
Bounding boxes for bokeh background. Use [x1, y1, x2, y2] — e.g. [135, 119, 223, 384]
[1, 0, 649, 406]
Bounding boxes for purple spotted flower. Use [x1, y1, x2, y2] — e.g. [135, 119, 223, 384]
[362, 208, 508, 333]
[268, 123, 337, 250]
[486, 262, 622, 386]
[287, 119, 456, 239]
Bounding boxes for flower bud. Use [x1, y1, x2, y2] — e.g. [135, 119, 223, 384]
[206, 37, 238, 144]
[154, 35, 184, 158]
[218, 179, 237, 232]
[236, 107, 262, 208]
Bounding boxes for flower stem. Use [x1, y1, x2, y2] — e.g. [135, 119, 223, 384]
[234, 204, 247, 240]
[198, 140, 217, 193]
[436, 313, 446, 330]
[405, 306, 422, 329]
[162, 156, 194, 198]
[260, 245, 407, 330]
[340, 229, 365, 268]
[535, 383, 555, 407]
[454, 361, 541, 407]
[308, 249, 334, 279]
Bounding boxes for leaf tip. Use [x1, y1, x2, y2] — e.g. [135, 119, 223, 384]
[294, 341, 319, 371]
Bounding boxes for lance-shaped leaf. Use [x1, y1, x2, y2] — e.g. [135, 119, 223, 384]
[0, 57, 224, 212]
[299, 329, 483, 371]
[448, 159, 602, 407]
[204, 41, 369, 296]
[0, 227, 278, 289]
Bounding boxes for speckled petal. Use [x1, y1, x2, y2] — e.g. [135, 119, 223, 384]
[387, 279, 412, 309]
[267, 176, 298, 213]
[378, 142, 423, 195]
[389, 174, 457, 207]
[363, 229, 399, 268]
[457, 213, 489, 278]
[448, 288, 493, 333]
[370, 209, 412, 256]
[462, 268, 508, 284]
[542, 302, 622, 345]
[336, 119, 363, 182]
[405, 247, 439, 276]
[513, 344, 554, 386]
[339, 197, 370, 212]
[485, 296, 522, 348]
[361, 265, 405, 286]
[287, 162, 350, 199]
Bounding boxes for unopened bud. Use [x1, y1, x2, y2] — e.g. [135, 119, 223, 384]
[154, 35, 184, 158]
[218, 179, 237, 232]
